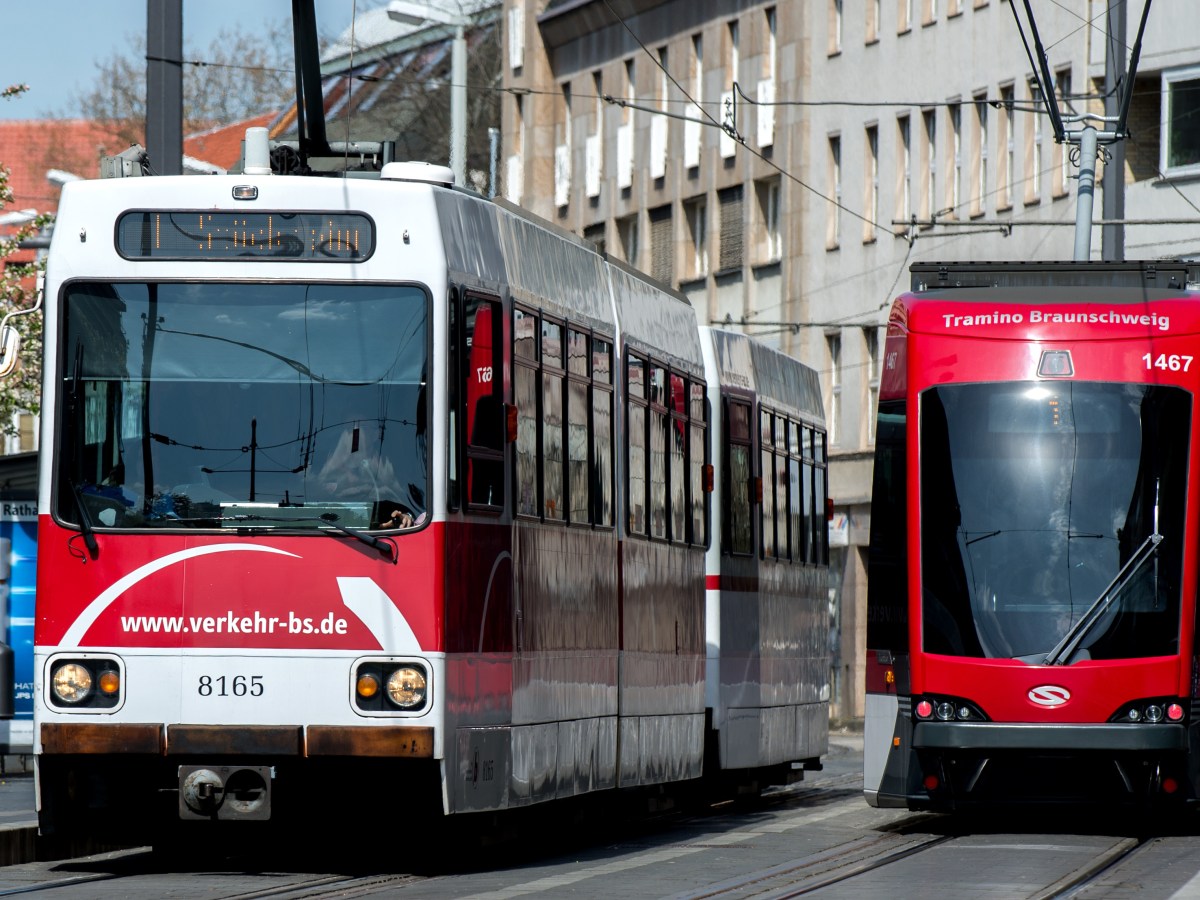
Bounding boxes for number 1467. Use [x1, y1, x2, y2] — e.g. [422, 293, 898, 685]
[1143, 353, 1193, 372]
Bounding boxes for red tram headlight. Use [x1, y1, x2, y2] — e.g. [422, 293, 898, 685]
[1109, 697, 1186, 725]
[915, 700, 933, 719]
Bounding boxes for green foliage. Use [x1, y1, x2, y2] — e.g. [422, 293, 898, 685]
[0, 83, 48, 433]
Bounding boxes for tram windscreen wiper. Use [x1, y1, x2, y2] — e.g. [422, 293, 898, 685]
[66, 477, 100, 558]
[1042, 531, 1162, 666]
[222, 512, 396, 562]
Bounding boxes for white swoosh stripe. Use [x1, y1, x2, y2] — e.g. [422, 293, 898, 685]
[60, 544, 300, 647]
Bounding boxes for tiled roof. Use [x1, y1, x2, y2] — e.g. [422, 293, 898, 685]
[0, 119, 131, 215]
[184, 111, 279, 172]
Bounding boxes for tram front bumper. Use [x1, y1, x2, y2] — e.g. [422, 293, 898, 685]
[914, 721, 1187, 752]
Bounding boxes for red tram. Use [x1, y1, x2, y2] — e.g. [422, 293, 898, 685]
[865, 261, 1200, 808]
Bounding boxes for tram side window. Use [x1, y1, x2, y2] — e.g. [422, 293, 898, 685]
[668, 373, 687, 542]
[760, 410, 777, 558]
[814, 429, 829, 565]
[649, 365, 669, 539]
[688, 380, 708, 546]
[802, 425, 815, 563]
[789, 421, 804, 562]
[592, 338, 614, 527]
[514, 308, 540, 518]
[542, 319, 565, 521]
[724, 399, 754, 555]
[777, 418, 792, 560]
[627, 354, 648, 535]
[567, 329, 590, 523]
[458, 292, 505, 512]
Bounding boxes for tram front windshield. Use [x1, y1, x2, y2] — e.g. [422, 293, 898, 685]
[57, 282, 428, 532]
[920, 381, 1189, 662]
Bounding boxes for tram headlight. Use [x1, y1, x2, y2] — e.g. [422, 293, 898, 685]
[47, 657, 123, 710]
[386, 666, 428, 709]
[353, 660, 430, 714]
[52, 663, 93, 704]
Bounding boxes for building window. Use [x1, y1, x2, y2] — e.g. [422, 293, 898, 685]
[971, 92, 988, 217]
[1052, 67, 1072, 198]
[829, 0, 843, 55]
[1025, 77, 1043, 205]
[555, 84, 572, 208]
[898, 0, 912, 33]
[1163, 65, 1200, 176]
[758, 8, 777, 148]
[651, 46, 669, 180]
[865, 327, 880, 443]
[866, 0, 881, 43]
[756, 177, 782, 262]
[827, 133, 841, 249]
[721, 21, 740, 159]
[896, 114, 912, 232]
[684, 195, 708, 279]
[827, 332, 842, 446]
[947, 101, 961, 218]
[505, 93, 524, 204]
[922, 0, 937, 26]
[583, 222, 606, 255]
[998, 83, 1014, 210]
[864, 124, 879, 242]
[685, 34, 704, 169]
[586, 71, 603, 199]
[617, 213, 639, 267]
[718, 185, 744, 271]
[920, 109, 936, 224]
[617, 59, 635, 190]
[650, 204, 674, 285]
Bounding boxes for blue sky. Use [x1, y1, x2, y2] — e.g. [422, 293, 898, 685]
[0, 0, 384, 120]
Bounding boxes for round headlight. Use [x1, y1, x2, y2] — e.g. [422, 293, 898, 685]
[52, 663, 93, 704]
[386, 666, 427, 709]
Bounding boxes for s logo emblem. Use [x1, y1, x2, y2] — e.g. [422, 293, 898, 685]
[1029, 685, 1071, 707]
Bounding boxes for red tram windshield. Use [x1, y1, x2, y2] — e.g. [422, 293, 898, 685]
[920, 380, 1189, 663]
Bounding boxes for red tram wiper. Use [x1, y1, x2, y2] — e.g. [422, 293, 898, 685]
[1042, 531, 1162, 666]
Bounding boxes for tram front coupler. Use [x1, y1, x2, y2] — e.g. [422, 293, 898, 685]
[178, 765, 273, 820]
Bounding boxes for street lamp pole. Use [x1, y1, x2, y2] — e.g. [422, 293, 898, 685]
[450, 22, 467, 188]
[388, 0, 470, 188]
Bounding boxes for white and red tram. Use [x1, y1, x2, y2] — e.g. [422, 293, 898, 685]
[28, 136, 829, 842]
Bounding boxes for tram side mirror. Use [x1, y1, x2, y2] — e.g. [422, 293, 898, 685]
[0, 327, 22, 378]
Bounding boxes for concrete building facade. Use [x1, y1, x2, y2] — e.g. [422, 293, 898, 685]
[500, 0, 1200, 720]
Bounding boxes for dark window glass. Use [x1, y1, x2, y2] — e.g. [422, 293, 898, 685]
[628, 402, 646, 535]
[725, 400, 753, 555]
[593, 338, 612, 385]
[542, 319, 563, 370]
[761, 412, 776, 558]
[514, 308, 537, 360]
[568, 378, 589, 522]
[60, 282, 425, 531]
[464, 295, 504, 509]
[920, 382, 1189, 661]
[515, 364, 539, 517]
[567, 329, 589, 377]
[543, 369, 564, 521]
[593, 387, 613, 526]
